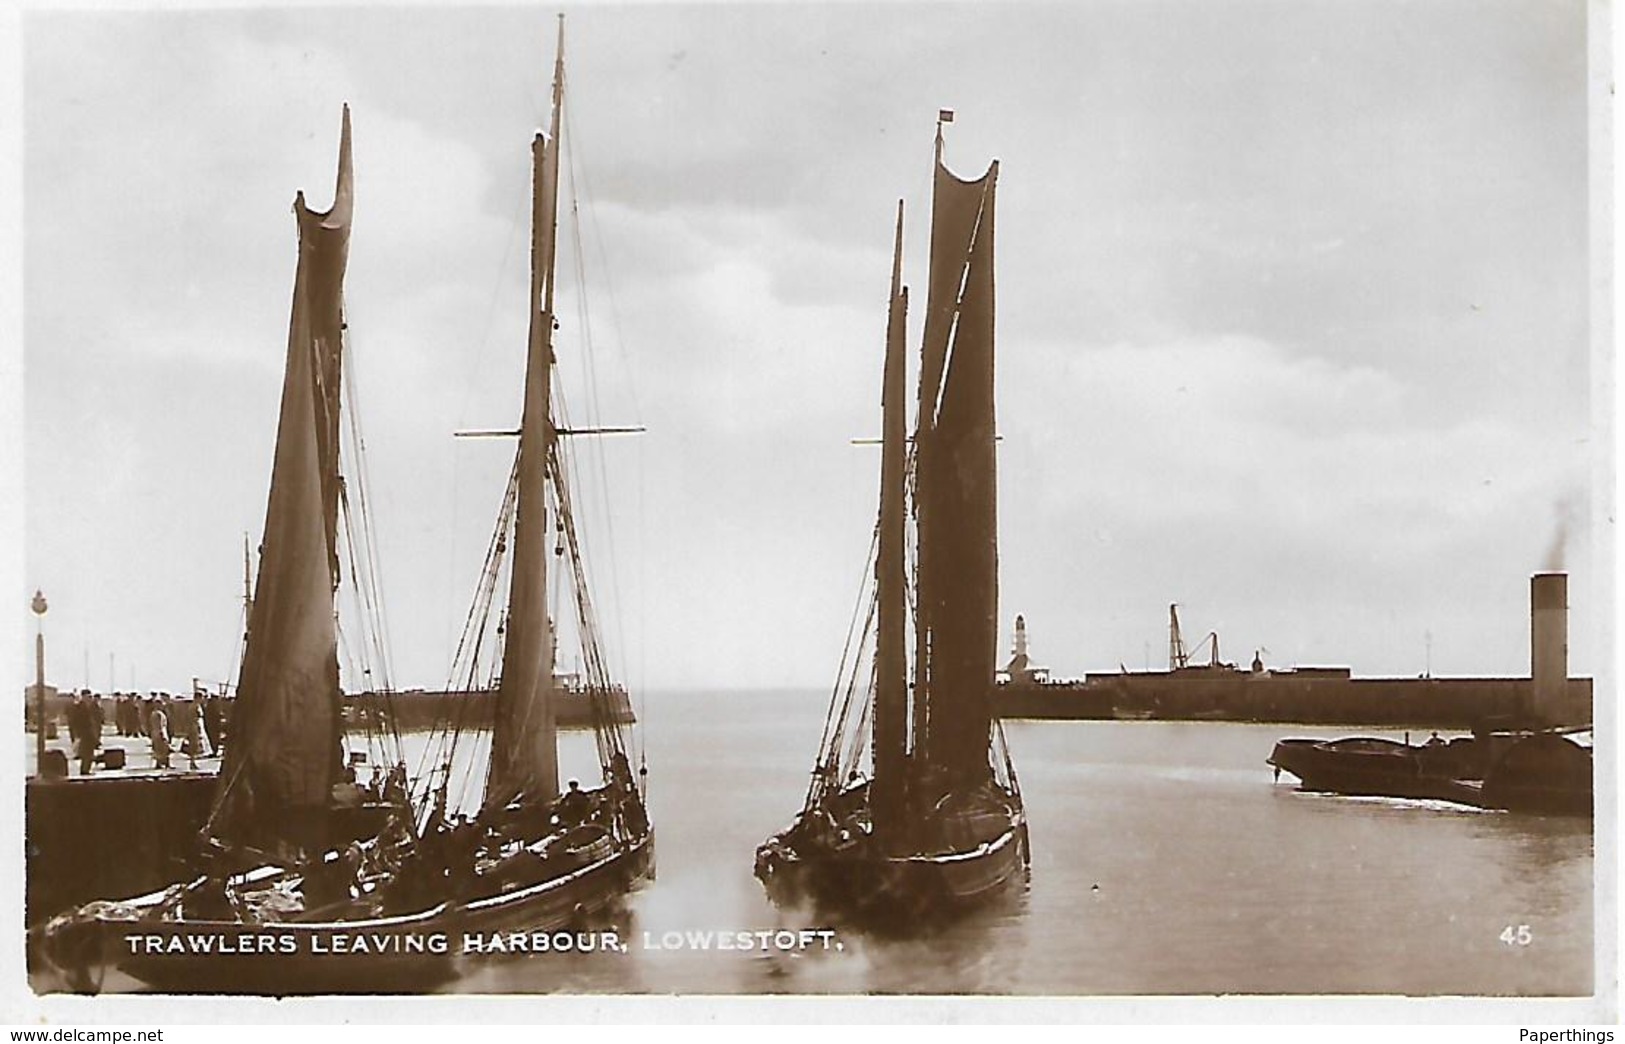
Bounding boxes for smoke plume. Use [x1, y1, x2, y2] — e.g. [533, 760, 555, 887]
[1542, 493, 1582, 572]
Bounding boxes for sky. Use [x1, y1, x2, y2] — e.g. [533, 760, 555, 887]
[8, 0, 1607, 697]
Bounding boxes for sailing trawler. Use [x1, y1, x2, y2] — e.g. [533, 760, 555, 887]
[391, 13, 654, 941]
[39, 23, 651, 995]
[754, 115, 1029, 925]
[37, 104, 432, 994]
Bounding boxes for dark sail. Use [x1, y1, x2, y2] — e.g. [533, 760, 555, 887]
[485, 35, 565, 812]
[913, 149, 998, 785]
[871, 202, 910, 831]
[212, 106, 353, 856]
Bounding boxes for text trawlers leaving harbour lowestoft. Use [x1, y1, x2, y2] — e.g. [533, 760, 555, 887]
[121, 928, 843, 957]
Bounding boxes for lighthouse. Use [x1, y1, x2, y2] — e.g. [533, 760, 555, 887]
[1003, 615, 1044, 684]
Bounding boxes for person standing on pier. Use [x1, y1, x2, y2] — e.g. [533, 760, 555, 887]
[179, 697, 201, 770]
[202, 694, 223, 756]
[149, 697, 171, 770]
[67, 692, 97, 775]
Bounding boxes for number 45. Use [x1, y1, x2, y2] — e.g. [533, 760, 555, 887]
[1500, 924, 1533, 946]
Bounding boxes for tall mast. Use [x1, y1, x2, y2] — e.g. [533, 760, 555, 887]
[486, 19, 566, 810]
[541, 17, 565, 327]
[872, 201, 909, 832]
[911, 111, 956, 766]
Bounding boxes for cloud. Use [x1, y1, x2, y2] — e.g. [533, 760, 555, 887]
[997, 332, 1593, 678]
[20, 3, 1595, 693]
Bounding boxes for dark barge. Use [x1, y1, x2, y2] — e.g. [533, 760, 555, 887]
[1267, 728, 1592, 817]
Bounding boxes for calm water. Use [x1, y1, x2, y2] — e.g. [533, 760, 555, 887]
[436, 689, 1594, 997]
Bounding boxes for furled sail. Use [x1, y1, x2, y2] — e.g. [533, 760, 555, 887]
[212, 106, 353, 857]
[913, 145, 999, 786]
[485, 38, 565, 812]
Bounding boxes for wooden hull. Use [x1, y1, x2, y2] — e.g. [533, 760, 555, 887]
[755, 813, 1029, 927]
[37, 832, 653, 995]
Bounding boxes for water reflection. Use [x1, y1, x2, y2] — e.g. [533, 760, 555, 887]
[252, 702, 1611, 995]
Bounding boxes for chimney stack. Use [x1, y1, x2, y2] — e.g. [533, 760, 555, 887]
[1530, 572, 1569, 726]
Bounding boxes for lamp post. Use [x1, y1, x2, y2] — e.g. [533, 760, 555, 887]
[31, 590, 48, 775]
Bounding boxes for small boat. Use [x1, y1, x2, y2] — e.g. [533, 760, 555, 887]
[39, 20, 653, 994]
[754, 113, 1029, 926]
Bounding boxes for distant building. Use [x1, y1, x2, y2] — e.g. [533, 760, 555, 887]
[1000, 615, 1050, 686]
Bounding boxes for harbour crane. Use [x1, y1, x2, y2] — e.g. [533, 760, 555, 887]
[1168, 603, 1188, 670]
[1169, 604, 1228, 669]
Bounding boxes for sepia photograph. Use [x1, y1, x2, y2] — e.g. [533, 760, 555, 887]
[3, 0, 1611, 1022]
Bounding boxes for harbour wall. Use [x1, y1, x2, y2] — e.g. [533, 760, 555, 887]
[346, 688, 636, 730]
[26, 773, 218, 926]
[997, 672, 1594, 729]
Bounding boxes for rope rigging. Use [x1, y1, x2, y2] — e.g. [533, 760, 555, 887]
[334, 323, 406, 775]
[412, 454, 520, 821]
[560, 94, 647, 774]
[414, 52, 647, 824]
[805, 519, 881, 813]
